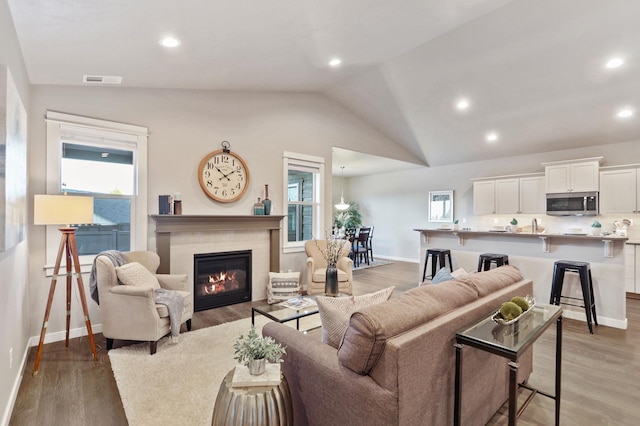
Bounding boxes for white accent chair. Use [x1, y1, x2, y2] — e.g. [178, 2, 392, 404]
[95, 251, 193, 354]
[305, 240, 353, 295]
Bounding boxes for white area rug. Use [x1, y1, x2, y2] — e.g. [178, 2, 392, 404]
[109, 314, 320, 426]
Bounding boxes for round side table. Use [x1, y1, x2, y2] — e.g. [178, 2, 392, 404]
[212, 368, 293, 426]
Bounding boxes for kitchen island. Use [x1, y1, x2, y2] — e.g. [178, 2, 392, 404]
[415, 228, 629, 329]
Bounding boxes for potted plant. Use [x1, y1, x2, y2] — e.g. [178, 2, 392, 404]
[509, 218, 518, 232]
[591, 220, 602, 236]
[333, 202, 363, 234]
[315, 235, 351, 296]
[452, 219, 459, 231]
[233, 326, 286, 375]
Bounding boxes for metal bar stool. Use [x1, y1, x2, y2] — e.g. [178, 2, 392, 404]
[549, 260, 597, 333]
[422, 249, 453, 281]
[477, 253, 510, 272]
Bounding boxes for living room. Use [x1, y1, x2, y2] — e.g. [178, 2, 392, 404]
[2, 1, 640, 425]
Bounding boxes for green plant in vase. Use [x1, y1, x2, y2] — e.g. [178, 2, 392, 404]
[591, 220, 602, 236]
[233, 326, 286, 375]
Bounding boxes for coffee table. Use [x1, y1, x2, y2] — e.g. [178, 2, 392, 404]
[252, 301, 320, 331]
[454, 303, 563, 426]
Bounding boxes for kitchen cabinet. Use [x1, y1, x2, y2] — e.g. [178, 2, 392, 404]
[473, 174, 544, 215]
[519, 175, 545, 214]
[495, 178, 519, 214]
[625, 244, 640, 295]
[600, 167, 640, 214]
[473, 180, 495, 214]
[543, 158, 601, 193]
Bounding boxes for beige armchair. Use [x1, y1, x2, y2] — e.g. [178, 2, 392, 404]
[95, 251, 193, 354]
[305, 240, 353, 295]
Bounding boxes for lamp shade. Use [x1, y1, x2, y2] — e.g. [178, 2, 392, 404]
[34, 194, 94, 226]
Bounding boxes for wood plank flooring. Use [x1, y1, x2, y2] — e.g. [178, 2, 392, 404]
[9, 261, 640, 425]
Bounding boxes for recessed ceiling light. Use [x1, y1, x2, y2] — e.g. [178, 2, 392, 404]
[329, 58, 342, 67]
[160, 37, 181, 48]
[605, 57, 624, 69]
[617, 108, 634, 118]
[485, 132, 499, 143]
[456, 98, 470, 111]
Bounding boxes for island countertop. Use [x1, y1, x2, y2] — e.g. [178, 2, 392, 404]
[414, 227, 628, 329]
[414, 228, 629, 242]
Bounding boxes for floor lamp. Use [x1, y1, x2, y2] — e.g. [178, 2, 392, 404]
[32, 194, 98, 376]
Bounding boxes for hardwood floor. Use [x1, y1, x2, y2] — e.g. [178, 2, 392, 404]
[9, 261, 640, 425]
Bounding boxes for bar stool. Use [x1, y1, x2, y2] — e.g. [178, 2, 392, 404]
[549, 260, 597, 334]
[477, 253, 509, 272]
[422, 249, 453, 281]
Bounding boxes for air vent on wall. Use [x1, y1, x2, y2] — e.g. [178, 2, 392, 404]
[82, 75, 123, 85]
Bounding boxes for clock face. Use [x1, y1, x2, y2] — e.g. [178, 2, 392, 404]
[198, 149, 250, 202]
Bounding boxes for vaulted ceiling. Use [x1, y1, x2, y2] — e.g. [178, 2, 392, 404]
[8, 0, 640, 175]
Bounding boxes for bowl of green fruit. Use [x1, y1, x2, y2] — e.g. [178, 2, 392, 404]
[492, 295, 535, 325]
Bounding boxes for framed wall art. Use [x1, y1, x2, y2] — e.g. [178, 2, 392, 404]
[428, 190, 453, 223]
[0, 65, 27, 251]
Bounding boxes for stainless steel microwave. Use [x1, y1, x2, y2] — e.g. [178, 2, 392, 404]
[546, 192, 598, 216]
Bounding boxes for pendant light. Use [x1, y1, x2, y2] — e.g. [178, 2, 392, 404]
[335, 166, 350, 211]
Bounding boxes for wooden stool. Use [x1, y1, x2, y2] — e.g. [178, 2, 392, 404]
[422, 249, 453, 281]
[549, 260, 597, 334]
[477, 253, 509, 272]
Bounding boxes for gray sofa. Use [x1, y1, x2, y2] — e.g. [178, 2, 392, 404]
[263, 265, 533, 426]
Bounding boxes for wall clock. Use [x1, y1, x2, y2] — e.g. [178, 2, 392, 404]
[198, 141, 250, 202]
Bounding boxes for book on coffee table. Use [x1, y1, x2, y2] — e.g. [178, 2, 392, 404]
[231, 363, 281, 387]
[278, 296, 317, 310]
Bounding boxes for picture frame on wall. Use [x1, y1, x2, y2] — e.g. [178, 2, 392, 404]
[428, 190, 453, 223]
[0, 65, 28, 251]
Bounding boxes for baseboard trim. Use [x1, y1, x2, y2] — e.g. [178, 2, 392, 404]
[561, 310, 627, 330]
[27, 323, 103, 347]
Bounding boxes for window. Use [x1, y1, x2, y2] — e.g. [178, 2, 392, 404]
[283, 152, 324, 252]
[45, 111, 148, 270]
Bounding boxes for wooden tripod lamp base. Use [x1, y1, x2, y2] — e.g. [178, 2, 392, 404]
[33, 195, 98, 376]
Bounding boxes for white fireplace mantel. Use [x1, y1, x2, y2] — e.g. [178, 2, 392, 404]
[151, 215, 284, 274]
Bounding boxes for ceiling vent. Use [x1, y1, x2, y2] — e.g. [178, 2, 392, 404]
[82, 75, 123, 85]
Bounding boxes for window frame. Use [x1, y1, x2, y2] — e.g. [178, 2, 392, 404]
[282, 151, 324, 253]
[44, 111, 148, 273]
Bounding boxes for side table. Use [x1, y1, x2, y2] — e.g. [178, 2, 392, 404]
[454, 304, 563, 426]
[212, 368, 293, 426]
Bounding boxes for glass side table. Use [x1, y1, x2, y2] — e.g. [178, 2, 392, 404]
[454, 304, 563, 426]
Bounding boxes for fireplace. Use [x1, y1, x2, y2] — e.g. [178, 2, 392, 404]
[194, 250, 252, 311]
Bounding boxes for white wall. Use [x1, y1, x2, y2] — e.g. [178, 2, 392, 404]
[348, 139, 640, 264]
[0, 0, 31, 424]
[27, 85, 415, 342]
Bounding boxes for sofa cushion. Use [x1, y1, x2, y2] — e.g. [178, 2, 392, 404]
[316, 287, 395, 348]
[431, 267, 454, 284]
[456, 265, 523, 297]
[338, 279, 479, 375]
[115, 262, 161, 289]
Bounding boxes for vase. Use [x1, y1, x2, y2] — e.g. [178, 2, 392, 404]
[253, 198, 265, 215]
[592, 227, 601, 236]
[325, 262, 339, 296]
[248, 358, 266, 375]
[263, 184, 272, 215]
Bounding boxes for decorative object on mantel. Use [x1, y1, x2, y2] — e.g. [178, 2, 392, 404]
[173, 193, 182, 215]
[263, 184, 272, 215]
[159, 194, 171, 214]
[253, 197, 265, 215]
[233, 326, 286, 376]
[591, 220, 602, 236]
[198, 140, 250, 203]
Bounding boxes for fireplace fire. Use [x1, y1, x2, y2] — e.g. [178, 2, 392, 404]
[194, 250, 252, 311]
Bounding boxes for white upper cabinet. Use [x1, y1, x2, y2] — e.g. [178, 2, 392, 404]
[495, 178, 519, 214]
[473, 180, 495, 214]
[472, 174, 544, 215]
[519, 175, 545, 214]
[599, 167, 639, 214]
[543, 158, 601, 193]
